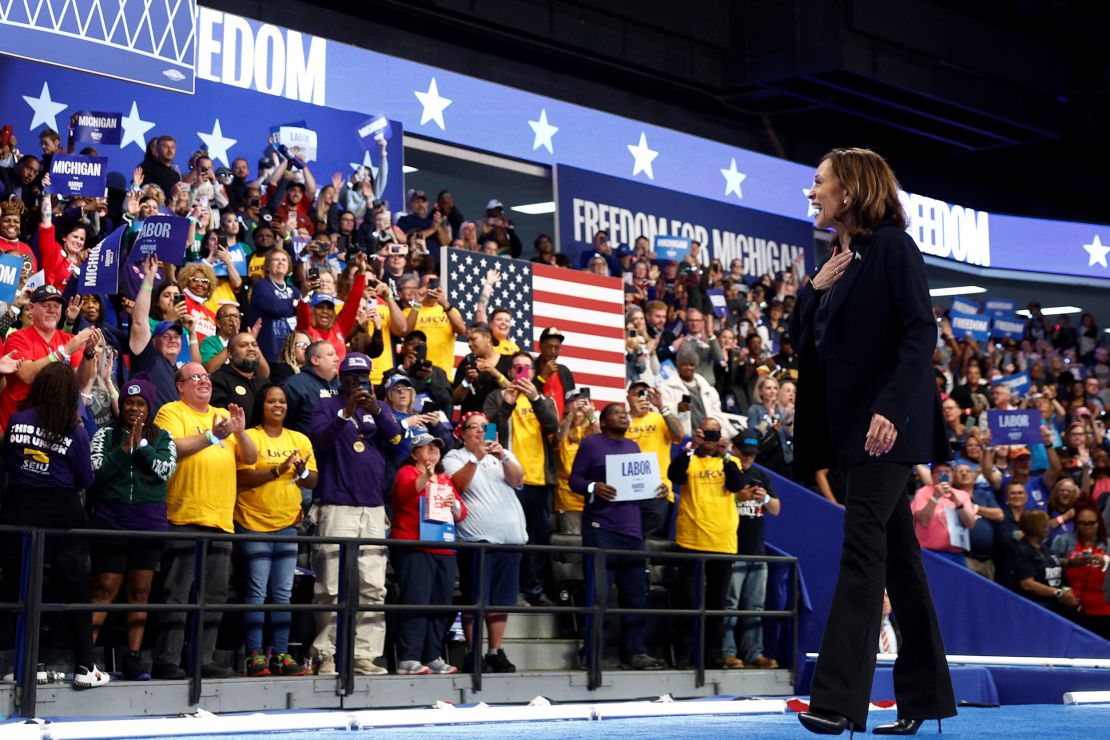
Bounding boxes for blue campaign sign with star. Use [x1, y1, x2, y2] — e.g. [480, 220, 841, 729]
[555, 164, 815, 277]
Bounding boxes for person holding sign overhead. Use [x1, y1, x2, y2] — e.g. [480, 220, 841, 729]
[792, 148, 954, 736]
[568, 403, 667, 670]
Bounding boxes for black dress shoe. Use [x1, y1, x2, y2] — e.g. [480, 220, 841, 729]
[798, 709, 863, 736]
[873, 718, 944, 735]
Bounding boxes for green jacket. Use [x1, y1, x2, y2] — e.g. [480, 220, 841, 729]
[89, 426, 176, 506]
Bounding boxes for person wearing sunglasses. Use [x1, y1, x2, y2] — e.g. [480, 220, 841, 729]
[176, 262, 219, 343]
[1051, 507, 1110, 638]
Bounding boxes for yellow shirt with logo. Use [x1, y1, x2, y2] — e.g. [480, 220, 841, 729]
[494, 337, 522, 356]
[235, 427, 317, 532]
[626, 410, 676, 502]
[406, 303, 458, 375]
[510, 394, 546, 486]
[555, 423, 594, 512]
[369, 299, 394, 385]
[675, 453, 741, 554]
[154, 401, 242, 533]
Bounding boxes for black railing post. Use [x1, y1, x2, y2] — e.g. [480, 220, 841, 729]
[187, 538, 208, 706]
[588, 548, 607, 691]
[694, 555, 706, 688]
[471, 547, 486, 692]
[791, 559, 800, 673]
[16, 529, 45, 718]
[339, 541, 359, 696]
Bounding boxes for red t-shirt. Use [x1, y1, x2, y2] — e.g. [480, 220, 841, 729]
[1064, 543, 1110, 616]
[296, 273, 366, 361]
[389, 464, 466, 556]
[37, 223, 79, 291]
[0, 326, 81, 432]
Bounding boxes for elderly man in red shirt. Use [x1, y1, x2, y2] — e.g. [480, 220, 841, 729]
[911, 461, 978, 567]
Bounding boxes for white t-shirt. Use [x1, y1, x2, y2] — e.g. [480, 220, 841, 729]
[442, 448, 528, 545]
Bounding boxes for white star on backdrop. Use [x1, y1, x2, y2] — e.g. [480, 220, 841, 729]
[197, 119, 237, 167]
[1083, 235, 1110, 268]
[414, 78, 452, 130]
[23, 82, 67, 132]
[803, 188, 819, 218]
[348, 150, 380, 180]
[720, 158, 747, 199]
[528, 109, 559, 154]
[119, 101, 155, 152]
[627, 132, 658, 180]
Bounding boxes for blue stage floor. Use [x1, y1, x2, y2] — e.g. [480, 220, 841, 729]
[111, 704, 1110, 739]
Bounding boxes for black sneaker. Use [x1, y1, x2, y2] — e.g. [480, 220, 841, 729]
[201, 662, 234, 678]
[483, 649, 516, 673]
[151, 662, 186, 680]
[122, 651, 150, 681]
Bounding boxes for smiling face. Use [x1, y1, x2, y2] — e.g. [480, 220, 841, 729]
[30, 298, 64, 332]
[261, 386, 288, 426]
[490, 309, 512, 340]
[809, 159, 849, 231]
[121, 394, 148, 430]
[0, 214, 20, 240]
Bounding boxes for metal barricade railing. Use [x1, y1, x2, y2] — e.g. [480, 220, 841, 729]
[0, 525, 800, 717]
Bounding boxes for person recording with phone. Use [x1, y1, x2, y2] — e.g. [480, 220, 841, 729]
[307, 352, 403, 675]
[626, 382, 684, 538]
[383, 330, 454, 417]
[910, 462, 977, 566]
[403, 273, 466, 375]
[452, 322, 513, 415]
[668, 417, 744, 669]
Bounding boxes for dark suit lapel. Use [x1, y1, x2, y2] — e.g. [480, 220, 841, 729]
[823, 232, 875, 324]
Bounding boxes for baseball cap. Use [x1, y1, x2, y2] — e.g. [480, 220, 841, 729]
[486, 198, 504, 211]
[286, 180, 305, 191]
[152, 320, 184, 338]
[539, 327, 565, 343]
[407, 188, 427, 202]
[410, 433, 444, 450]
[385, 374, 414, 390]
[1010, 447, 1032, 459]
[339, 352, 372, 375]
[30, 285, 65, 304]
[737, 436, 760, 453]
[627, 381, 650, 395]
[310, 293, 337, 308]
[403, 330, 428, 344]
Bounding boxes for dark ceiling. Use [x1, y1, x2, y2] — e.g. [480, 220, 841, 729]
[215, 0, 1109, 226]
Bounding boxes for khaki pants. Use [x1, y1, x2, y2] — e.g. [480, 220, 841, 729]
[310, 504, 388, 660]
[966, 556, 995, 581]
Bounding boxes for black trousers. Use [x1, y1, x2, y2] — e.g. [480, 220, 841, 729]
[810, 462, 955, 728]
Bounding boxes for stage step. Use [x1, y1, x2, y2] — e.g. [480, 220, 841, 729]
[501, 637, 580, 671]
[503, 611, 561, 640]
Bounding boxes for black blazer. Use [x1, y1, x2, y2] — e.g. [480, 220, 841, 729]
[791, 225, 949, 479]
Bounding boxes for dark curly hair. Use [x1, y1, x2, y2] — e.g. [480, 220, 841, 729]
[20, 363, 79, 443]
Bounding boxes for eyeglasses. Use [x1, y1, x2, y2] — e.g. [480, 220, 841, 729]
[190, 277, 211, 284]
[294, 342, 310, 349]
[463, 423, 485, 431]
[183, 373, 211, 383]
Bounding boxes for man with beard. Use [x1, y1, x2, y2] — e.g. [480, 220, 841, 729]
[210, 333, 270, 426]
[139, 135, 180, 196]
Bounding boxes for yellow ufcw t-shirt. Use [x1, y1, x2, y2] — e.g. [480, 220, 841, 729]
[369, 300, 394, 385]
[511, 394, 546, 486]
[675, 453, 741, 554]
[554, 422, 593, 512]
[154, 401, 242, 533]
[626, 410, 676, 501]
[407, 303, 458, 375]
[494, 337, 521, 356]
[236, 427, 317, 532]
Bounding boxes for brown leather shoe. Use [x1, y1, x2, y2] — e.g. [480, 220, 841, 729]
[721, 655, 744, 669]
[746, 655, 779, 669]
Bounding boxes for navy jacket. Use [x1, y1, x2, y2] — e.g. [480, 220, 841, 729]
[790, 226, 949, 478]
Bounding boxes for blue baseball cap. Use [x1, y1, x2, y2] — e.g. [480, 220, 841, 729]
[340, 352, 372, 375]
[310, 293, 337, 308]
[152, 320, 184, 338]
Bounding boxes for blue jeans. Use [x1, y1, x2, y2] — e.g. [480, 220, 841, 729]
[237, 525, 299, 653]
[722, 560, 767, 661]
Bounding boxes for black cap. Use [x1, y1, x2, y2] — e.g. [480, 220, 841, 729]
[30, 284, 65, 304]
[539, 327, 566, 343]
[404, 330, 428, 344]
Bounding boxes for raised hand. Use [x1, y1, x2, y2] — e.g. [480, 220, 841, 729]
[330, 171, 344, 191]
[226, 404, 246, 434]
[0, 350, 23, 375]
[65, 294, 82, 323]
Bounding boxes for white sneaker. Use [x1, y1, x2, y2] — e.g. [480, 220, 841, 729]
[315, 656, 336, 675]
[73, 665, 110, 689]
[425, 658, 458, 675]
[395, 660, 431, 675]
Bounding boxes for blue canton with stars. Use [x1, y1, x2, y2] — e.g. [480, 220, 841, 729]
[446, 250, 533, 345]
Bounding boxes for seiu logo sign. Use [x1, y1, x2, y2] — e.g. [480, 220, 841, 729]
[196, 8, 326, 105]
[901, 191, 991, 267]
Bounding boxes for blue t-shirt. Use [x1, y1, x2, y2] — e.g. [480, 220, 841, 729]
[1000, 473, 1048, 512]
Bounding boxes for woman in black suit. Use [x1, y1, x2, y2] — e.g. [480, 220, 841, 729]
[792, 149, 956, 736]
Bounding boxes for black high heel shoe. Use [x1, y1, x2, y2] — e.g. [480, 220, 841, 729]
[798, 709, 865, 737]
[872, 718, 943, 735]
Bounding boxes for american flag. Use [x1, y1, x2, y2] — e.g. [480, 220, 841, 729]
[442, 247, 627, 406]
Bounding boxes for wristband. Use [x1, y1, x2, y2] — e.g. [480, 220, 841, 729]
[587, 482, 596, 495]
[141, 284, 153, 293]
[271, 466, 281, 479]
[55, 346, 71, 362]
[660, 407, 672, 417]
[297, 467, 310, 481]
[206, 430, 223, 447]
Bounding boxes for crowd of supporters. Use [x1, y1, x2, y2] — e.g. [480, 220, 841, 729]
[0, 120, 1106, 689]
